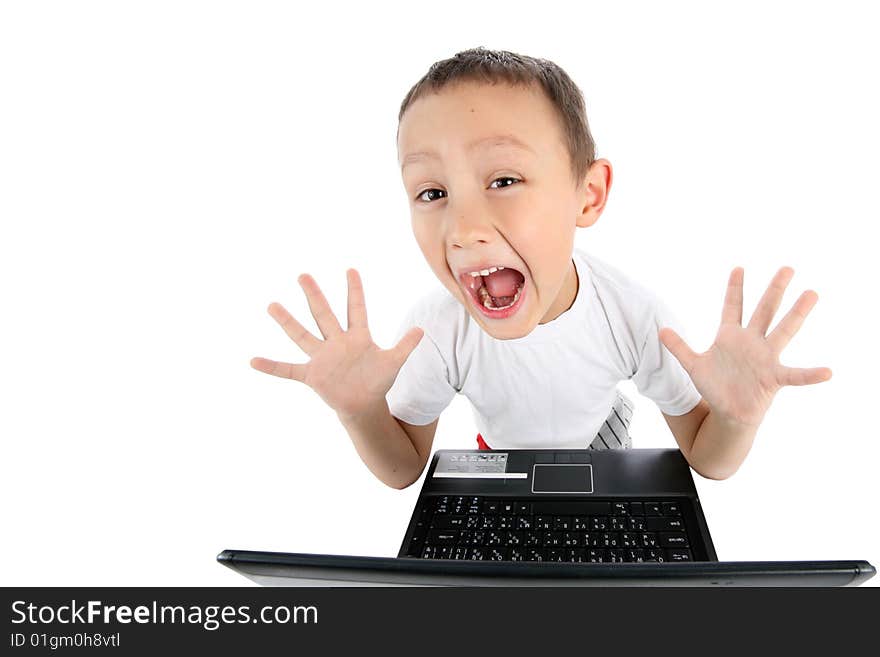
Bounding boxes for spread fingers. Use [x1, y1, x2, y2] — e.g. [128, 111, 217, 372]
[297, 273, 344, 339]
[266, 301, 323, 356]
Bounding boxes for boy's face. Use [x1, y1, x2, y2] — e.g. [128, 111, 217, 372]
[397, 80, 611, 340]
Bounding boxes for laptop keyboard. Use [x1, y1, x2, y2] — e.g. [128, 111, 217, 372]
[404, 496, 698, 562]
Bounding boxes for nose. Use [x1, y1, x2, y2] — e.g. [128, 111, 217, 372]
[446, 197, 495, 250]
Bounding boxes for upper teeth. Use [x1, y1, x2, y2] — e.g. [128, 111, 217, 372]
[468, 265, 505, 277]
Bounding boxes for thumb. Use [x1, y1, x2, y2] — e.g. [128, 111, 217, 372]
[389, 326, 425, 370]
[659, 327, 697, 374]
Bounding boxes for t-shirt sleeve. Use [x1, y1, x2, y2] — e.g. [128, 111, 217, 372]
[385, 304, 458, 426]
[630, 294, 702, 416]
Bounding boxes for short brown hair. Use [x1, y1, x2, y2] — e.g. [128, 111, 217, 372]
[397, 46, 596, 186]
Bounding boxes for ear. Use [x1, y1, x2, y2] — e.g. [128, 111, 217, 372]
[575, 158, 613, 228]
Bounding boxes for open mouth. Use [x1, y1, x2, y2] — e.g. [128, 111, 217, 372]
[459, 265, 527, 319]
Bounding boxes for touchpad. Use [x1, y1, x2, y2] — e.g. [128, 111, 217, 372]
[532, 464, 593, 493]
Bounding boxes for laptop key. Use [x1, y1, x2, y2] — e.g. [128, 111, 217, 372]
[665, 518, 684, 531]
[547, 548, 567, 561]
[427, 529, 459, 545]
[645, 517, 685, 532]
[553, 516, 572, 530]
[432, 515, 467, 529]
[646, 549, 664, 562]
[628, 517, 646, 531]
[531, 501, 611, 516]
[590, 516, 609, 531]
[535, 515, 553, 530]
[526, 548, 546, 561]
[609, 549, 626, 562]
[567, 548, 587, 562]
[488, 547, 508, 560]
[451, 546, 470, 560]
[406, 533, 426, 557]
[587, 549, 608, 563]
[610, 516, 628, 531]
[627, 549, 645, 563]
[432, 545, 453, 559]
[666, 549, 693, 562]
[497, 515, 515, 530]
[516, 515, 533, 530]
[572, 516, 591, 530]
[659, 532, 690, 548]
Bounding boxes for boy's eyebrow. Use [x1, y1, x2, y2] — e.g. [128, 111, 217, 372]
[400, 134, 535, 171]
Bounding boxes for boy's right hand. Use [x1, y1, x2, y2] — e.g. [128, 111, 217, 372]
[250, 269, 425, 420]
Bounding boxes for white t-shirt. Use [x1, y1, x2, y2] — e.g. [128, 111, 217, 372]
[386, 248, 702, 449]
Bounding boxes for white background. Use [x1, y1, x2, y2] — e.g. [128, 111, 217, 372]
[1, 0, 877, 586]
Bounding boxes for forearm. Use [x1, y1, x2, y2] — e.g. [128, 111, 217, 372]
[336, 398, 423, 490]
[686, 409, 760, 480]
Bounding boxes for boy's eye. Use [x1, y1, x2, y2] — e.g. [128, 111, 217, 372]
[488, 176, 522, 191]
[415, 176, 522, 204]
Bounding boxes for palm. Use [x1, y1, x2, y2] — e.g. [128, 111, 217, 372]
[250, 269, 424, 418]
[301, 324, 401, 406]
[659, 267, 832, 428]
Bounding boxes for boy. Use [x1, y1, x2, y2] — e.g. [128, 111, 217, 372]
[250, 47, 832, 490]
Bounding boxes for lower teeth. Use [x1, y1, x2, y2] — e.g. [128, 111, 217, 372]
[479, 285, 522, 311]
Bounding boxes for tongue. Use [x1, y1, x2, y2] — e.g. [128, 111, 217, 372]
[483, 268, 524, 298]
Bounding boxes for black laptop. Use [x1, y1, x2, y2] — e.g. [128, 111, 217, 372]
[218, 448, 875, 586]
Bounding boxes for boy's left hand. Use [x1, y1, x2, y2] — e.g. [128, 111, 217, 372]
[658, 266, 832, 429]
